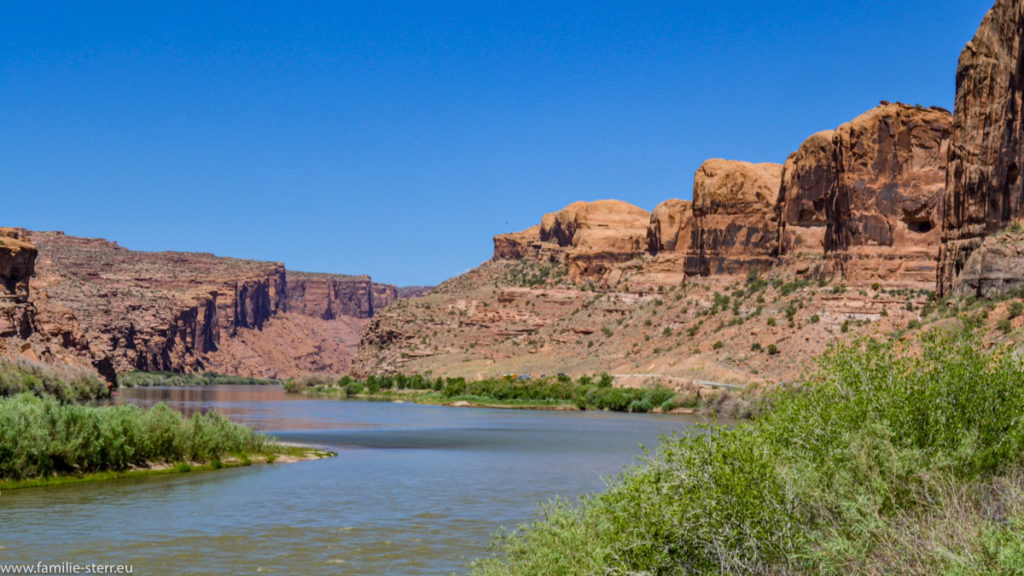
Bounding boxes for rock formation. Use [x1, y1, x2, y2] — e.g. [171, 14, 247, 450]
[777, 131, 836, 260]
[539, 200, 651, 282]
[938, 0, 1024, 296]
[0, 231, 398, 380]
[685, 159, 783, 276]
[647, 199, 693, 254]
[0, 229, 37, 340]
[286, 272, 396, 320]
[825, 103, 949, 284]
[493, 200, 650, 284]
[778, 104, 950, 285]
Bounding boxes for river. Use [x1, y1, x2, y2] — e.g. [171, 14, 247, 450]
[0, 385, 700, 575]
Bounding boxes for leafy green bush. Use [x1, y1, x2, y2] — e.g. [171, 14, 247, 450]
[121, 371, 280, 388]
[0, 394, 273, 480]
[470, 327, 1024, 575]
[0, 360, 108, 402]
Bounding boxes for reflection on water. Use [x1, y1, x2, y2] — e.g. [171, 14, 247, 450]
[1, 385, 699, 575]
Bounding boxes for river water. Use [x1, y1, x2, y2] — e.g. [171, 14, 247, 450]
[0, 386, 699, 575]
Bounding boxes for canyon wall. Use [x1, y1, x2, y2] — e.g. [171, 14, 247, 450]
[938, 0, 1024, 296]
[0, 229, 37, 340]
[779, 103, 951, 284]
[1, 231, 399, 380]
[684, 160, 783, 276]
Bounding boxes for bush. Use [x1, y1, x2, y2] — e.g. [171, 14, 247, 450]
[470, 327, 1024, 575]
[0, 394, 272, 480]
[0, 360, 109, 402]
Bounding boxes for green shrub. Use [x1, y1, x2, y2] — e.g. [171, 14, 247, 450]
[0, 394, 272, 480]
[471, 327, 1024, 576]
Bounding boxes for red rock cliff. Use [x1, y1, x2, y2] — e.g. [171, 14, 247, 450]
[938, 0, 1024, 296]
[0, 229, 37, 340]
[685, 159, 783, 276]
[778, 104, 950, 284]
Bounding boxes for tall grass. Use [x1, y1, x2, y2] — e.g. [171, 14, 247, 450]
[470, 326, 1024, 575]
[0, 359, 109, 402]
[0, 394, 273, 480]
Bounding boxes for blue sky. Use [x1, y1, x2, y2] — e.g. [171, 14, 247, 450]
[0, 1, 994, 285]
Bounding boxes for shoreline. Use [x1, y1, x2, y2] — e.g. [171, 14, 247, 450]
[296, 388, 702, 415]
[0, 445, 335, 492]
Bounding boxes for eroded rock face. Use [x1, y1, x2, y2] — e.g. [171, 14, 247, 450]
[539, 200, 650, 282]
[939, 0, 1024, 295]
[647, 199, 693, 254]
[778, 131, 835, 257]
[493, 200, 650, 283]
[0, 229, 37, 339]
[9, 231, 395, 379]
[685, 159, 783, 276]
[826, 104, 949, 283]
[777, 104, 950, 285]
[286, 272, 396, 320]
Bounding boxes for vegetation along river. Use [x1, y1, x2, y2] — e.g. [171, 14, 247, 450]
[0, 385, 698, 575]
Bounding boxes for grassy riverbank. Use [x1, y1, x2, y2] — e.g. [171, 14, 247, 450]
[469, 326, 1024, 575]
[0, 393, 329, 489]
[119, 370, 281, 387]
[0, 359, 110, 401]
[285, 373, 686, 413]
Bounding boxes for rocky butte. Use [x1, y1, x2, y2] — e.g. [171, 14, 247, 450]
[779, 103, 951, 287]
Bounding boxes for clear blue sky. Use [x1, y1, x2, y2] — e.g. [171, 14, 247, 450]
[0, 1, 994, 286]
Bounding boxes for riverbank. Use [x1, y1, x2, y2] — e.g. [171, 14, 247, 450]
[0, 393, 334, 490]
[284, 373, 708, 414]
[0, 445, 335, 491]
[288, 377, 756, 417]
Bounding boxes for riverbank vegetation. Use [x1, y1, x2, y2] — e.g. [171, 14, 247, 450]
[0, 393, 284, 486]
[0, 359, 109, 401]
[119, 371, 280, 387]
[284, 372, 684, 413]
[469, 326, 1024, 575]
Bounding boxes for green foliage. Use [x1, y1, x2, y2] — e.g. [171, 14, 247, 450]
[0, 361, 109, 402]
[712, 340, 724, 350]
[120, 371, 280, 388]
[289, 371, 675, 413]
[766, 343, 779, 355]
[0, 394, 272, 480]
[470, 328, 1024, 575]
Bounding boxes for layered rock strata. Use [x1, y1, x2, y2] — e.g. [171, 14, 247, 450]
[3, 231, 397, 380]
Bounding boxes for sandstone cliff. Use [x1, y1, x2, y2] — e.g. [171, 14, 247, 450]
[685, 159, 783, 276]
[647, 199, 693, 254]
[778, 104, 950, 285]
[0, 229, 37, 340]
[777, 131, 835, 259]
[938, 0, 1024, 296]
[286, 272, 396, 320]
[493, 200, 650, 284]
